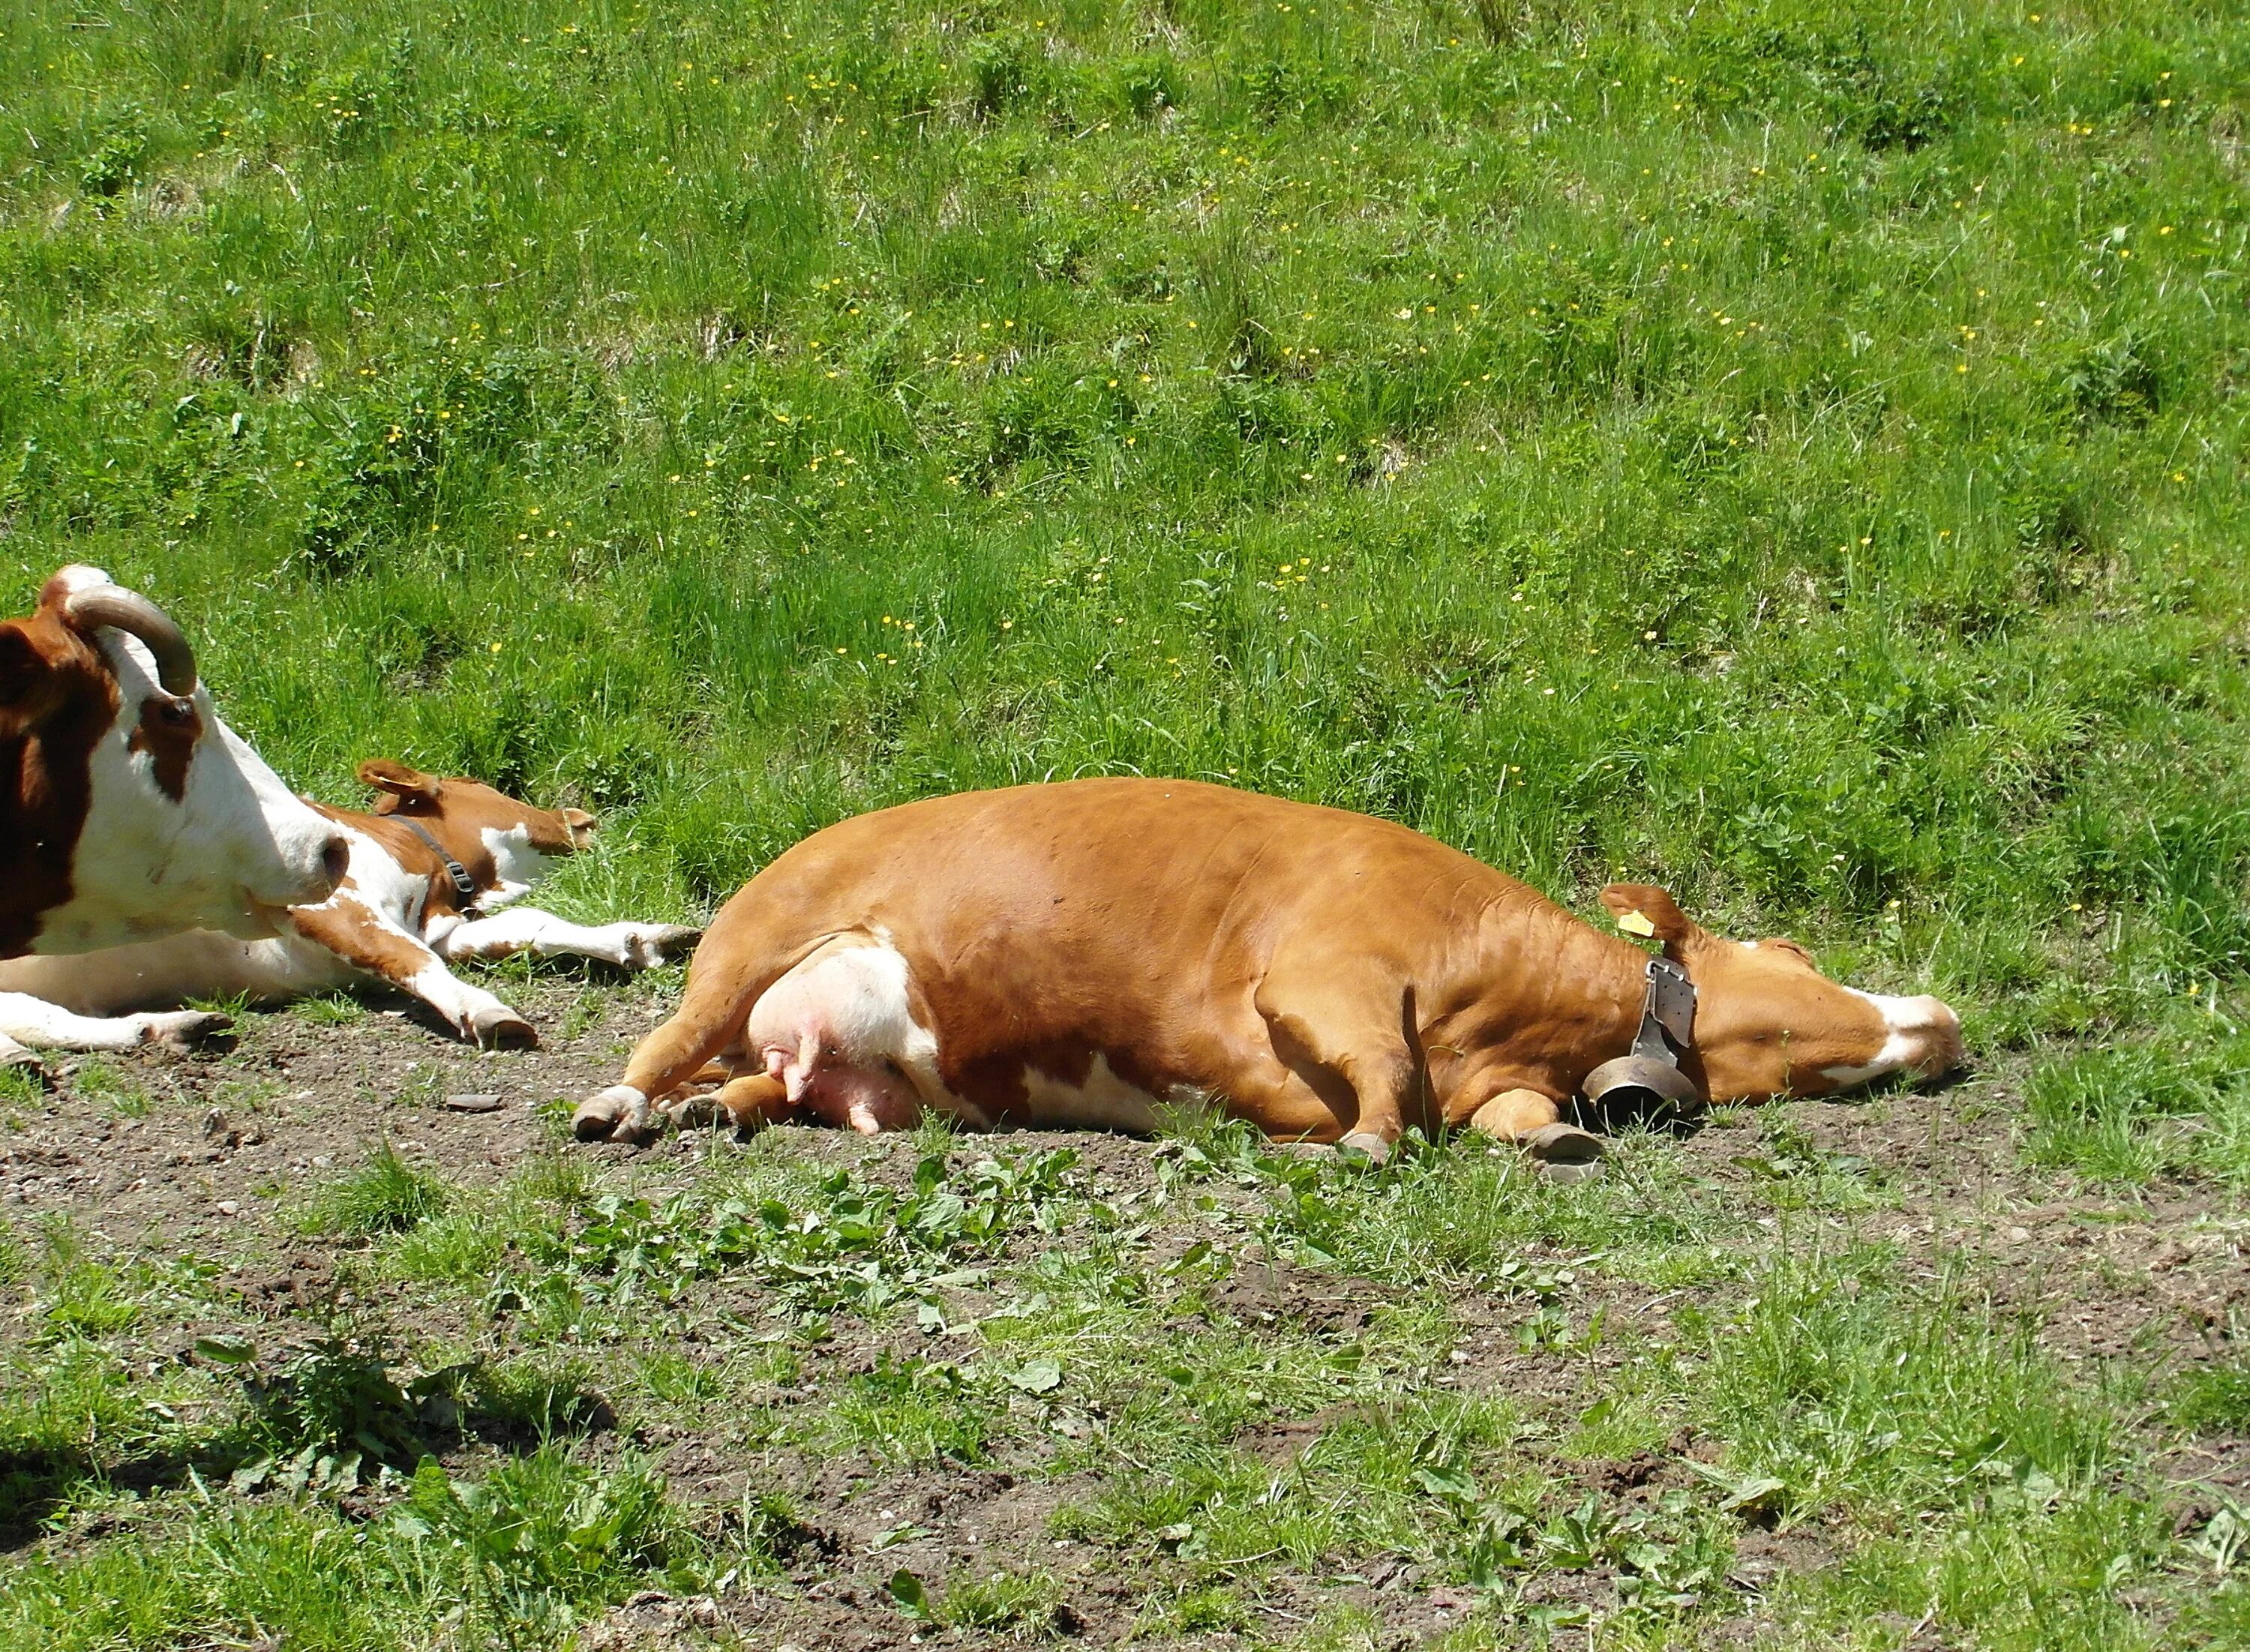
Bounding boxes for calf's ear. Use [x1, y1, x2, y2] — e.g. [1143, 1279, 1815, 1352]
[0, 624, 43, 709]
[1598, 883, 1705, 960]
[357, 758, 443, 809]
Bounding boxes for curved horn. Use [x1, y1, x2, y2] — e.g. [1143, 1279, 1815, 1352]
[63, 585, 197, 696]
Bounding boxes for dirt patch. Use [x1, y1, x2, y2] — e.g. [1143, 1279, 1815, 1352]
[7, 1006, 2248, 1644]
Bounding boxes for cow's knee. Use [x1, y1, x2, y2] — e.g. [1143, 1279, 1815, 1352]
[1468, 1087, 1560, 1141]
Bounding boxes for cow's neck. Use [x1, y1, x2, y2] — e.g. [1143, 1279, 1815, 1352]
[0, 721, 99, 958]
[1438, 892, 1660, 1110]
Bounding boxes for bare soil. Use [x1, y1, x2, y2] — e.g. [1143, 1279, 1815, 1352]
[4, 983, 2244, 1648]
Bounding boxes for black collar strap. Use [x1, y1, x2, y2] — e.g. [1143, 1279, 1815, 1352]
[398, 818, 478, 901]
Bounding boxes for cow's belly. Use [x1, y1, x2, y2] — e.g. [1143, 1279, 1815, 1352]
[743, 935, 1184, 1134]
[0, 932, 353, 1014]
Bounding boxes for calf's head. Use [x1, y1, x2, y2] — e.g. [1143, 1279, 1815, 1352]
[0, 566, 348, 953]
[358, 760, 596, 889]
[1598, 884, 1964, 1102]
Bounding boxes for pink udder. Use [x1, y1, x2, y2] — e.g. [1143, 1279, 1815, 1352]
[760, 1032, 921, 1134]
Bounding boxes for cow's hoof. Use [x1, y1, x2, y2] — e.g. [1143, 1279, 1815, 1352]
[574, 1085, 652, 1144]
[144, 1012, 235, 1054]
[1522, 1122, 1604, 1165]
[659, 1093, 720, 1129]
[1336, 1131, 1394, 1165]
[473, 1010, 539, 1051]
[634, 925, 704, 967]
[1537, 1158, 1607, 1186]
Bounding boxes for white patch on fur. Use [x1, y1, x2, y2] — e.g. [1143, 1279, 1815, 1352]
[745, 937, 973, 1125]
[34, 565, 339, 953]
[1015, 1053, 1170, 1133]
[478, 824, 549, 904]
[1822, 989, 1958, 1085]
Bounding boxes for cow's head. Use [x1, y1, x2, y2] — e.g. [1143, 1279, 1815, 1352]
[358, 760, 596, 892]
[1598, 884, 1964, 1102]
[0, 566, 348, 955]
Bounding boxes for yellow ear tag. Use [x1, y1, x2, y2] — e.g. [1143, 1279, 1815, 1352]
[1616, 910, 1658, 937]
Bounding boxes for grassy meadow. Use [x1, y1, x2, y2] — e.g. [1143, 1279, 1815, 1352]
[3, 0, 2249, 1645]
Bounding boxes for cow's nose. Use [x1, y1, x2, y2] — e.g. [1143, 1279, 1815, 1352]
[316, 835, 351, 897]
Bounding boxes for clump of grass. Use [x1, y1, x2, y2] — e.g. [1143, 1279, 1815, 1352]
[293, 991, 365, 1028]
[298, 1141, 452, 1237]
[33, 1219, 142, 1340]
[933, 1567, 1066, 1637]
[1695, 1245, 2168, 1648]
[68, 1061, 148, 1120]
[2170, 1354, 2250, 1435]
[2024, 1038, 2250, 1183]
[0, 1447, 712, 1648]
[0, 1063, 46, 1110]
[826, 1352, 993, 1465]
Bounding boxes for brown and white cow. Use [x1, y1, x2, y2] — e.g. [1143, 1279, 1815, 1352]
[572, 778, 1964, 1159]
[0, 760, 700, 1054]
[1, 566, 348, 1074]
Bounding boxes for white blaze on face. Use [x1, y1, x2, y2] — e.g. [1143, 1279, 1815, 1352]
[1822, 988, 1964, 1087]
[37, 572, 342, 954]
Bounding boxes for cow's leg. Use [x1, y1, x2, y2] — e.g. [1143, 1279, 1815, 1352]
[0, 991, 230, 1057]
[1466, 1086, 1603, 1165]
[434, 908, 701, 971]
[1252, 977, 1420, 1163]
[284, 903, 537, 1049]
[576, 948, 774, 1145]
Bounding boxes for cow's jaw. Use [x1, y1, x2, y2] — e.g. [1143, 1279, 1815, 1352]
[34, 629, 342, 953]
[478, 823, 551, 901]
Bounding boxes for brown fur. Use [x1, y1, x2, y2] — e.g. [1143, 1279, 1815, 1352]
[0, 580, 122, 957]
[595, 779, 1964, 1146]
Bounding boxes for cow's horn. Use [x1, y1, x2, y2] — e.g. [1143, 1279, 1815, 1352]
[63, 585, 197, 696]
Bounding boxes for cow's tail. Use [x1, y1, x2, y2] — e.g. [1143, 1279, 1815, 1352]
[573, 928, 776, 1144]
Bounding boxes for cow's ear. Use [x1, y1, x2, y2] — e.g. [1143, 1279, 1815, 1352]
[357, 759, 443, 810]
[0, 623, 43, 709]
[1599, 883, 1705, 960]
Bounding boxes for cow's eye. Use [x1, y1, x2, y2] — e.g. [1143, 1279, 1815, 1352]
[158, 697, 197, 727]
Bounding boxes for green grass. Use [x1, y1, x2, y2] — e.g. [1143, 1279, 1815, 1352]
[4, 0, 2248, 1644]
[298, 1141, 454, 1235]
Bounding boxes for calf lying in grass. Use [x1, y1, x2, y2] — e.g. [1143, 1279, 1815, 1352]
[0, 760, 698, 1062]
[575, 778, 1963, 1159]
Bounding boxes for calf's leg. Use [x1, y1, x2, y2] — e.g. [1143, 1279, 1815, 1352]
[286, 903, 536, 1048]
[1466, 1087, 1603, 1164]
[0, 991, 230, 1057]
[1252, 976, 1421, 1162]
[576, 946, 778, 1145]
[436, 908, 701, 971]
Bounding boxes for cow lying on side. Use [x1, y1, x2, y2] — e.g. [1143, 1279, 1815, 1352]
[2, 566, 347, 1075]
[0, 760, 700, 1059]
[572, 778, 1964, 1159]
